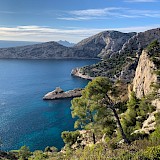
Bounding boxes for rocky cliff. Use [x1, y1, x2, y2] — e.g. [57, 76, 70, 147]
[132, 42, 160, 134]
[132, 42, 160, 106]
[76, 28, 160, 82]
[75, 31, 136, 59]
[120, 28, 160, 55]
[132, 50, 158, 98]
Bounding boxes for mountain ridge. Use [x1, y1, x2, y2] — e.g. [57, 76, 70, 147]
[74, 28, 160, 83]
[0, 30, 137, 59]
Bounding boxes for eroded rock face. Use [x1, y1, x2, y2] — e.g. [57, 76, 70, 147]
[78, 28, 160, 83]
[120, 28, 160, 55]
[132, 49, 160, 134]
[132, 50, 157, 98]
[75, 31, 136, 59]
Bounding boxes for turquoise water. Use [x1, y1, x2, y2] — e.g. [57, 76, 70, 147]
[0, 59, 98, 151]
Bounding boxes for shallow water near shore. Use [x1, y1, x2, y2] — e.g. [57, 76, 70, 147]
[0, 59, 98, 151]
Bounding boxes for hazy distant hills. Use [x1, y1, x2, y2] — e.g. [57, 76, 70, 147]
[57, 40, 75, 47]
[0, 40, 40, 48]
[0, 40, 75, 48]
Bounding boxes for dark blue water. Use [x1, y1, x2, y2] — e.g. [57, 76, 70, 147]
[0, 59, 98, 151]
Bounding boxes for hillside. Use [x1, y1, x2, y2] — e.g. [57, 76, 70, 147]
[0, 31, 135, 59]
[0, 41, 75, 59]
[1, 30, 160, 160]
[1, 42, 160, 159]
[74, 31, 136, 59]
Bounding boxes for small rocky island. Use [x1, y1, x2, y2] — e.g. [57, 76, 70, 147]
[43, 87, 83, 100]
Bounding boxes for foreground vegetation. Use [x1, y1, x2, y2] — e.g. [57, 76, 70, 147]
[1, 41, 160, 160]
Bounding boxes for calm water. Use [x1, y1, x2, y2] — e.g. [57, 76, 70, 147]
[0, 59, 98, 151]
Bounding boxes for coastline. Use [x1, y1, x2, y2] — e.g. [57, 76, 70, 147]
[71, 68, 94, 80]
[0, 57, 101, 60]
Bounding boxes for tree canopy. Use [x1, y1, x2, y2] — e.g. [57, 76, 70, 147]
[71, 77, 128, 144]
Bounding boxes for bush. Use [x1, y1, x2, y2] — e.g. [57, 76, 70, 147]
[28, 150, 48, 160]
[146, 40, 160, 52]
[143, 145, 160, 159]
[18, 146, 31, 160]
[61, 130, 81, 147]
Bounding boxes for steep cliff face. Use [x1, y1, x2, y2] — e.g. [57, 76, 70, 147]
[132, 45, 160, 134]
[75, 31, 136, 59]
[132, 50, 158, 98]
[77, 28, 160, 82]
[120, 28, 160, 55]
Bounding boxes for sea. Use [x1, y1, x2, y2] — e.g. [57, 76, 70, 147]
[0, 59, 98, 151]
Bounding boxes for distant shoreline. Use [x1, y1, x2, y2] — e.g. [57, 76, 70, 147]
[0, 57, 101, 60]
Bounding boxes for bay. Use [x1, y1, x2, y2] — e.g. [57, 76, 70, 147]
[0, 59, 98, 151]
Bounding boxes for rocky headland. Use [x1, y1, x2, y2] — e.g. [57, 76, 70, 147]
[77, 28, 160, 83]
[71, 68, 94, 80]
[43, 87, 83, 100]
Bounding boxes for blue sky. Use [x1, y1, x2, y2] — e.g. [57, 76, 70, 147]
[0, 0, 160, 43]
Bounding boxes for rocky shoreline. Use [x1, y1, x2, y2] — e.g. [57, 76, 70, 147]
[43, 87, 83, 100]
[71, 68, 94, 80]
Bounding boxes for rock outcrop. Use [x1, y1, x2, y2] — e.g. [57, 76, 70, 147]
[43, 87, 82, 100]
[132, 50, 158, 98]
[78, 28, 160, 83]
[120, 28, 160, 55]
[132, 45, 160, 134]
[75, 31, 136, 59]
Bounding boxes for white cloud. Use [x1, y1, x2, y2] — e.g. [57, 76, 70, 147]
[0, 25, 160, 43]
[69, 7, 121, 17]
[58, 7, 124, 21]
[57, 7, 160, 21]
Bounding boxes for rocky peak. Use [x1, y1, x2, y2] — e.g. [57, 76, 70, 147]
[120, 28, 160, 55]
[74, 31, 136, 59]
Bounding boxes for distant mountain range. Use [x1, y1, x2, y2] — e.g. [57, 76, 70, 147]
[0, 40, 75, 48]
[57, 40, 75, 47]
[0, 40, 40, 48]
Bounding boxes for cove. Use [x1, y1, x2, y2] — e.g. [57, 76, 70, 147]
[0, 59, 98, 151]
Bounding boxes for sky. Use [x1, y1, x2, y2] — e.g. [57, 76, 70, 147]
[0, 0, 160, 43]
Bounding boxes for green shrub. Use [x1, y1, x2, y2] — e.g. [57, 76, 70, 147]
[18, 146, 31, 160]
[146, 40, 160, 52]
[28, 150, 48, 160]
[143, 145, 160, 159]
[61, 130, 81, 147]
